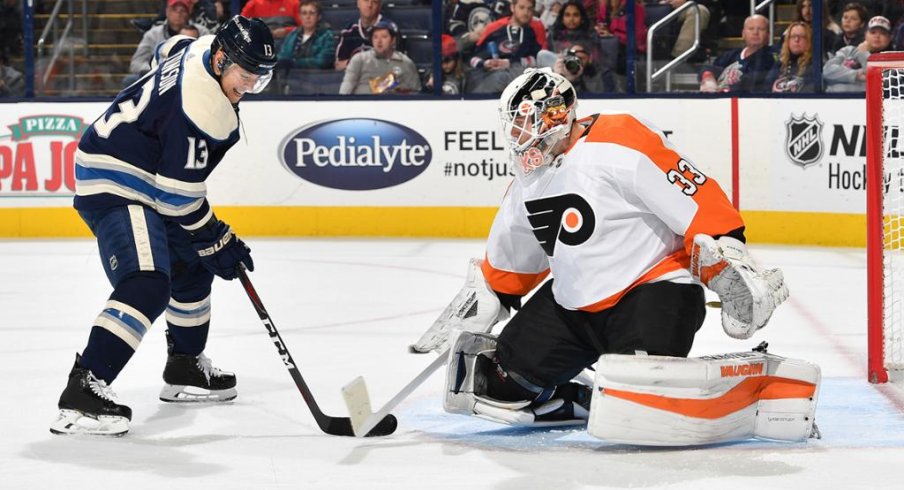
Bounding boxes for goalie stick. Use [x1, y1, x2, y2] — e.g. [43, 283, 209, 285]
[342, 349, 449, 437]
[237, 266, 398, 437]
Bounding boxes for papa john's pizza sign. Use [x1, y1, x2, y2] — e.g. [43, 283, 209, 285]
[1, 114, 86, 196]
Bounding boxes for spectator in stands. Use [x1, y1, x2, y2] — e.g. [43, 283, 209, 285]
[595, 0, 646, 75]
[192, 0, 226, 32]
[539, 0, 566, 30]
[241, 0, 303, 50]
[549, 0, 598, 54]
[335, 0, 391, 71]
[831, 2, 867, 53]
[768, 22, 819, 93]
[465, 0, 547, 94]
[445, 0, 505, 60]
[0, 51, 24, 97]
[824, 15, 892, 92]
[277, 0, 336, 69]
[426, 34, 467, 94]
[552, 42, 617, 93]
[339, 20, 420, 94]
[132, 1, 225, 34]
[663, 0, 710, 59]
[0, 0, 22, 57]
[699, 14, 774, 93]
[127, 0, 210, 84]
[792, 0, 840, 58]
[180, 25, 201, 38]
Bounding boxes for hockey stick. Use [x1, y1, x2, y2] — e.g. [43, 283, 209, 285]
[236, 266, 398, 437]
[341, 348, 449, 437]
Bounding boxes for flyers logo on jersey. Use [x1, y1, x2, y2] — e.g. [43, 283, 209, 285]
[525, 194, 595, 256]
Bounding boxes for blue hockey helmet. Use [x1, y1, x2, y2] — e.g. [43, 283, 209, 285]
[213, 16, 277, 76]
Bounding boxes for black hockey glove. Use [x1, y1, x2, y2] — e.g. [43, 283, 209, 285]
[190, 218, 253, 280]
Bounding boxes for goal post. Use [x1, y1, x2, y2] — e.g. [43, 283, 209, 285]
[867, 52, 904, 384]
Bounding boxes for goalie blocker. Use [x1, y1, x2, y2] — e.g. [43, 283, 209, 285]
[588, 348, 821, 446]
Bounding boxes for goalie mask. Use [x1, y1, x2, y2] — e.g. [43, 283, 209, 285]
[499, 68, 577, 179]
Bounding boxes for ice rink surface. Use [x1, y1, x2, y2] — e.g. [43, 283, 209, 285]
[2, 238, 904, 489]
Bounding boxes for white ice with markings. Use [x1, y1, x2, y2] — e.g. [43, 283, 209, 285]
[1, 239, 903, 489]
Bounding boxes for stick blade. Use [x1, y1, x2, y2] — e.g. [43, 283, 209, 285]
[363, 414, 398, 437]
[342, 376, 374, 437]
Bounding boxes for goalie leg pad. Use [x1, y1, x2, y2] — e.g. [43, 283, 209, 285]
[444, 330, 590, 427]
[587, 351, 820, 446]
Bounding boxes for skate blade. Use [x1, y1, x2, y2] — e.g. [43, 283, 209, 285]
[49, 409, 129, 436]
[159, 384, 237, 403]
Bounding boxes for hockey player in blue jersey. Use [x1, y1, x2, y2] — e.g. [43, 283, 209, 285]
[50, 16, 277, 436]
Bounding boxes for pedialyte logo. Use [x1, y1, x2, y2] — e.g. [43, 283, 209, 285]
[279, 118, 432, 190]
[785, 113, 824, 168]
[524, 193, 595, 256]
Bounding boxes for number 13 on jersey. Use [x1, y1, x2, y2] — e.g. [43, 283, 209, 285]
[185, 136, 209, 170]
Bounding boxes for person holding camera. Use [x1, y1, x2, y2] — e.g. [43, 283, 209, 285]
[553, 43, 617, 93]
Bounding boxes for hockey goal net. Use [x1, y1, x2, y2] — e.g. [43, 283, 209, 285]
[867, 52, 904, 383]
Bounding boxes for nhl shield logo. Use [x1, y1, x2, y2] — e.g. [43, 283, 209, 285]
[785, 114, 824, 167]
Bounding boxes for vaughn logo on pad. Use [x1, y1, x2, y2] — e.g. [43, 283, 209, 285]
[279, 118, 432, 190]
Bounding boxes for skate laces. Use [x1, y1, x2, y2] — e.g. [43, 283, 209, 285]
[196, 353, 224, 383]
[87, 372, 120, 403]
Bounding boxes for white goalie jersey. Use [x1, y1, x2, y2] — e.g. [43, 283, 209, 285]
[482, 113, 745, 311]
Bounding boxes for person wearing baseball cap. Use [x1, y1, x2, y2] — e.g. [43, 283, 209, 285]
[824, 15, 892, 92]
[125, 0, 211, 85]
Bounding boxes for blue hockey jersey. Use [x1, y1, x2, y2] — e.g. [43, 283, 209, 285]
[74, 35, 240, 231]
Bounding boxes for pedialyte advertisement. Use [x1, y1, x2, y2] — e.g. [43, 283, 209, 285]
[1, 98, 881, 213]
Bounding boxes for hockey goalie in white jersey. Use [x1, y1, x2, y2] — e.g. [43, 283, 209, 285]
[413, 69, 820, 446]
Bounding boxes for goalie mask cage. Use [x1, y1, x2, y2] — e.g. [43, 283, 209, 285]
[867, 52, 904, 384]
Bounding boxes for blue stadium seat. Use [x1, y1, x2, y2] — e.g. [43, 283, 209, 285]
[386, 6, 432, 34]
[282, 69, 346, 95]
[645, 4, 672, 27]
[385, 0, 430, 6]
[322, 0, 358, 7]
[320, 6, 360, 30]
[403, 34, 435, 66]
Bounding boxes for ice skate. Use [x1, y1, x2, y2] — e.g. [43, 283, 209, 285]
[49, 354, 131, 436]
[160, 333, 237, 402]
[531, 382, 592, 425]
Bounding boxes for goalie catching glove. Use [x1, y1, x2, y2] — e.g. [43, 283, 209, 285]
[691, 234, 788, 339]
[409, 258, 509, 354]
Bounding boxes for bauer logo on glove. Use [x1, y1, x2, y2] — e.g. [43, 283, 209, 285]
[196, 227, 234, 257]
